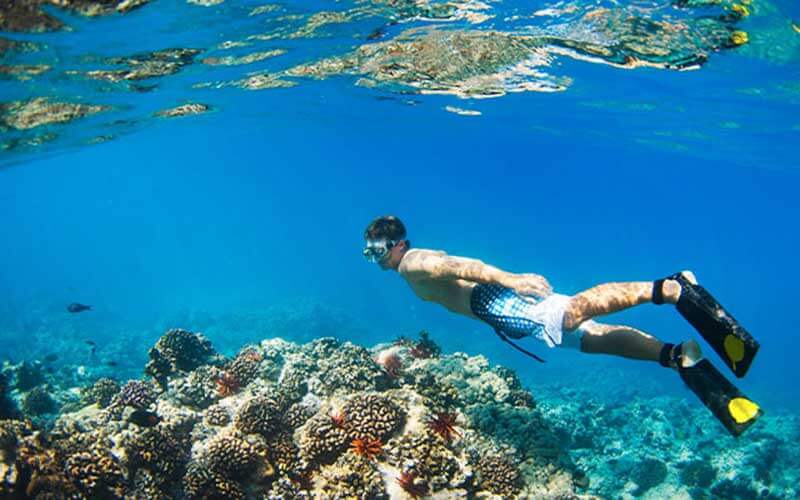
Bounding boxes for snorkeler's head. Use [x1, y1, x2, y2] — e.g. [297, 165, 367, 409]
[363, 215, 410, 270]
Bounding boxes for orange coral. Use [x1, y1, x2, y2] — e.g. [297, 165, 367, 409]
[349, 437, 382, 461]
[426, 412, 460, 443]
[215, 371, 240, 397]
[396, 470, 429, 498]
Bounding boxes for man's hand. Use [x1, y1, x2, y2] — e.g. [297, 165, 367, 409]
[507, 273, 553, 299]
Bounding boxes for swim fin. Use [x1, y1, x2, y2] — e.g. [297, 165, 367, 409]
[668, 272, 759, 378]
[679, 359, 762, 437]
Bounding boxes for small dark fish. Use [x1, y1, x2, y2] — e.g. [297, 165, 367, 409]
[105, 361, 118, 367]
[45, 366, 55, 373]
[128, 409, 161, 427]
[43, 353, 59, 363]
[85, 340, 97, 356]
[68, 303, 92, 313]
[367, 27, 386, 40]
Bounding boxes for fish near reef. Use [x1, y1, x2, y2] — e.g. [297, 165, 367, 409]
[67, 303, 92, 313]
[128, 409, 161, 427]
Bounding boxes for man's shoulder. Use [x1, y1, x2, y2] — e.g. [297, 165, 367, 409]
[405, 248, 446, 258]
[399, 248, 446, 274]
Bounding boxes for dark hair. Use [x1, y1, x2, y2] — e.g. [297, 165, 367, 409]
[364, 215, 408, 244]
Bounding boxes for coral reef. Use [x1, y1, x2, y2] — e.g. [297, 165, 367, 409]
[1, 326, 797, 499]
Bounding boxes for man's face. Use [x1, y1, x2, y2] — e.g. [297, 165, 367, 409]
[363, 239, 405, 270]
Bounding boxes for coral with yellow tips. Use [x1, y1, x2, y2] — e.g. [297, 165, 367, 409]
[730, 31, 749, 46]
[731, 4, 750, 17]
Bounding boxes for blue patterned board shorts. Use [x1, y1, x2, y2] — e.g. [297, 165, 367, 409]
[469, 283, 584, 349]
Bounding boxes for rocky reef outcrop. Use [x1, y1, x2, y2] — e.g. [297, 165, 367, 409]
[1, 326, 798, 498]
[0, 328, 589, 498]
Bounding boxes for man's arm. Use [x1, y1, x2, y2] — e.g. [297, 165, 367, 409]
[401, 250, 551, 295]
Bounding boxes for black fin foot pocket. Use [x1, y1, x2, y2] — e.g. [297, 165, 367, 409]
[679, 359, 762, 437]
[671, 272, 759, 378]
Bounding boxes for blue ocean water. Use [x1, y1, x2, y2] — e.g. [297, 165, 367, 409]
[1, 0, 799, 441]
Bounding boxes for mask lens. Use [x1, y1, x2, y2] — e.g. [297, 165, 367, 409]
[363, 240, 394, 263]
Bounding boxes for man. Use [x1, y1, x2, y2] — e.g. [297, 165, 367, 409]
[363, 215, 762, 435]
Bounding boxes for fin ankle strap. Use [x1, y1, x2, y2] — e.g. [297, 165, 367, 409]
[652, 279, 666, 305]
[659, 342, 677, 368]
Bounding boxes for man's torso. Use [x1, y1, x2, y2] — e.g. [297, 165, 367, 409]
[398, 248, 478, 318]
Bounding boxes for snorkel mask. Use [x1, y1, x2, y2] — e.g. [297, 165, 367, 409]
[363, 239, 397, 264]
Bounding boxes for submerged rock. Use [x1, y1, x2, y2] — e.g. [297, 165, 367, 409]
[0, 97, 108, 131]
[0, 0, 150, 32]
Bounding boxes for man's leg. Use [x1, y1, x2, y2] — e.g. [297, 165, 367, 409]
[577, 320, 663, 361]
[561, 272, 696, 331]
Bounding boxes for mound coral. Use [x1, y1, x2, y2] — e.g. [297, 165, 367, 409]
[340, 393, 404, 442]
[298, 412, 351, 466]
[233, 395, 282, 436]
[115, 379, 155, 409]
[475, 455, 522, 497]
[225, 348, 263, 388]
[21, 385, 57, 416]
[81, 377, 120, 408]
[145, 328, 219, 386]
[204, 404, 231, 426]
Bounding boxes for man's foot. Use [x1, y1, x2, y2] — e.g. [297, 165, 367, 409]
[679, 339, 702, 368]
[659, 340, 703, 369]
